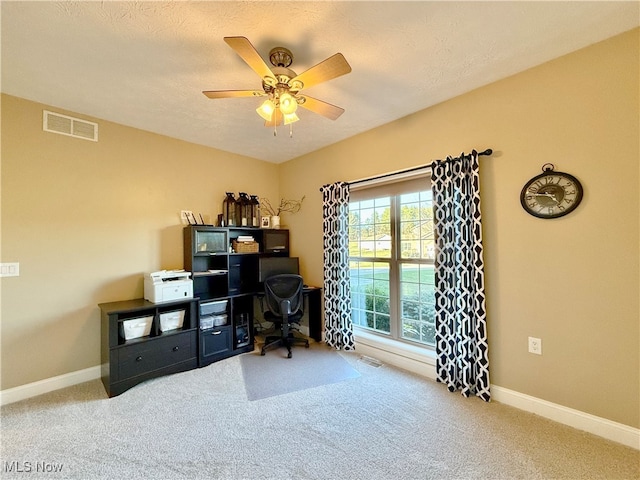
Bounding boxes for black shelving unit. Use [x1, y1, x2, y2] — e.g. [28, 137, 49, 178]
[183, 226, 289, 366]
[98, 226, 300, 398]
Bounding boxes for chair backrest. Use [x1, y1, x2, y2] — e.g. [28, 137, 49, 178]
[263, 274, 304, 317]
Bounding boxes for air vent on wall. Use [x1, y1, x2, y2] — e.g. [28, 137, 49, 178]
[43, 110, 98, 142]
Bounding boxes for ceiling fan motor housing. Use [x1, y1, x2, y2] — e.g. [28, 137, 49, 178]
[269, 47, 293, 68]
[262, 66, 304, 105]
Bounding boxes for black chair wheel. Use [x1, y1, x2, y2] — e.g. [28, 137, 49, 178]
[260, 350, 266, 356]
[305, 343, 310, 348]
[287, 352, 292, 359]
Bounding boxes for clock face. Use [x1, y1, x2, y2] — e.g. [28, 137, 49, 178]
[520, 170, 583, 219]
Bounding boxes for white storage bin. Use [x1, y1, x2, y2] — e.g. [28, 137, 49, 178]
[200, 316, 214, 330]
[121, 316, 153, 340]
[159, 310, 185, 332]
[213, 314, 228, 326]
[200, 314, 227, 330]
[200, 300, 228, 316]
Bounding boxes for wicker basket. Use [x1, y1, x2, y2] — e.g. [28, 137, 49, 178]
[232, 240, 259, 253]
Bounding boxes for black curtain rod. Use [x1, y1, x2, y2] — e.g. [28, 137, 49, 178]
[345, 148, 493, 187]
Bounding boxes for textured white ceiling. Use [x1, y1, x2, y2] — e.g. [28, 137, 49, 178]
[2, 1, 638, 163]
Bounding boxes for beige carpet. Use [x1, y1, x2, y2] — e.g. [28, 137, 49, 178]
[1, 348, 638, 480]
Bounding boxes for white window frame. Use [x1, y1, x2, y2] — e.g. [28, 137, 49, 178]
[348, 169, 437, 356]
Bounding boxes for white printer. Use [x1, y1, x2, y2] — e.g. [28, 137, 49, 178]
[144, 270, 193, 303]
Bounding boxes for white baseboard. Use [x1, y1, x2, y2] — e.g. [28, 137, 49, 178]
[354, 335, 639, 450]
[491, 386, 640, 450]
[0, 366, 102, 406]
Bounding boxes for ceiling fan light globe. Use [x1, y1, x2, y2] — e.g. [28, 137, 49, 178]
[256, 100, 276, 121]
[283, 112, 299, 125]
[279, 93, 298, 115]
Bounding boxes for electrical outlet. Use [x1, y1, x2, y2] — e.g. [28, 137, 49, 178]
[528, 336, 542, 355]
[180, 210, 193, 223]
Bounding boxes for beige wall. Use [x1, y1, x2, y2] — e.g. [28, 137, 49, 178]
[0, 94, 279, 389]
[281, 29, 639, 428]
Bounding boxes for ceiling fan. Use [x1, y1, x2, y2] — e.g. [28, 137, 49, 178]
[203, 37, 352, 129]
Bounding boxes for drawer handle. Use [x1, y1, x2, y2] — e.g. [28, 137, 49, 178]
[212, 331, 222, 335]
[172, 346, 179, 352]
[136, 356, 143, 362]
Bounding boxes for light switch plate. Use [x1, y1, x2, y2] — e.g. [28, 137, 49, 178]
[0, 263, 20, 277]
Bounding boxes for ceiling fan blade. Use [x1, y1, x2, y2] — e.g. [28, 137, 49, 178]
[203, 90, 265, 99]
[224, 36, 276, 83]
[290, 53, 351, 90]
[299, 95, 345, 120]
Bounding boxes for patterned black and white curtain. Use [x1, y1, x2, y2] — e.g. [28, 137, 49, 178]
[431, 150, 490, 401]
[320, 182, 355, 350]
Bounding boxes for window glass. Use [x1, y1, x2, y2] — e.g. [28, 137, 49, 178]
[349, 260, 390, 334]
[399, 263, 435, 344]
[349, 178, 434, 346]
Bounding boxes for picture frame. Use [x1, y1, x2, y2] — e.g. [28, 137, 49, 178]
[261, 216, 271, 228]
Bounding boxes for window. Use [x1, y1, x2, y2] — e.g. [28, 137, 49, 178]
[349, 175, 435, 347]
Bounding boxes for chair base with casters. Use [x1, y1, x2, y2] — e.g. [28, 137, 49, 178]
[260, 328, 309, 359]
[260, 274, 309, 359]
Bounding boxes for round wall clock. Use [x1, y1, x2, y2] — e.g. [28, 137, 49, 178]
[520, 164, 583, 219]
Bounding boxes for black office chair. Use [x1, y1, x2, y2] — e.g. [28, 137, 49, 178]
[261, 274, 309, 358]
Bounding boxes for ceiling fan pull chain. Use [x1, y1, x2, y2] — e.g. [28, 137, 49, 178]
[273, 123, 277, 137]
[289, 124, 293, 138]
